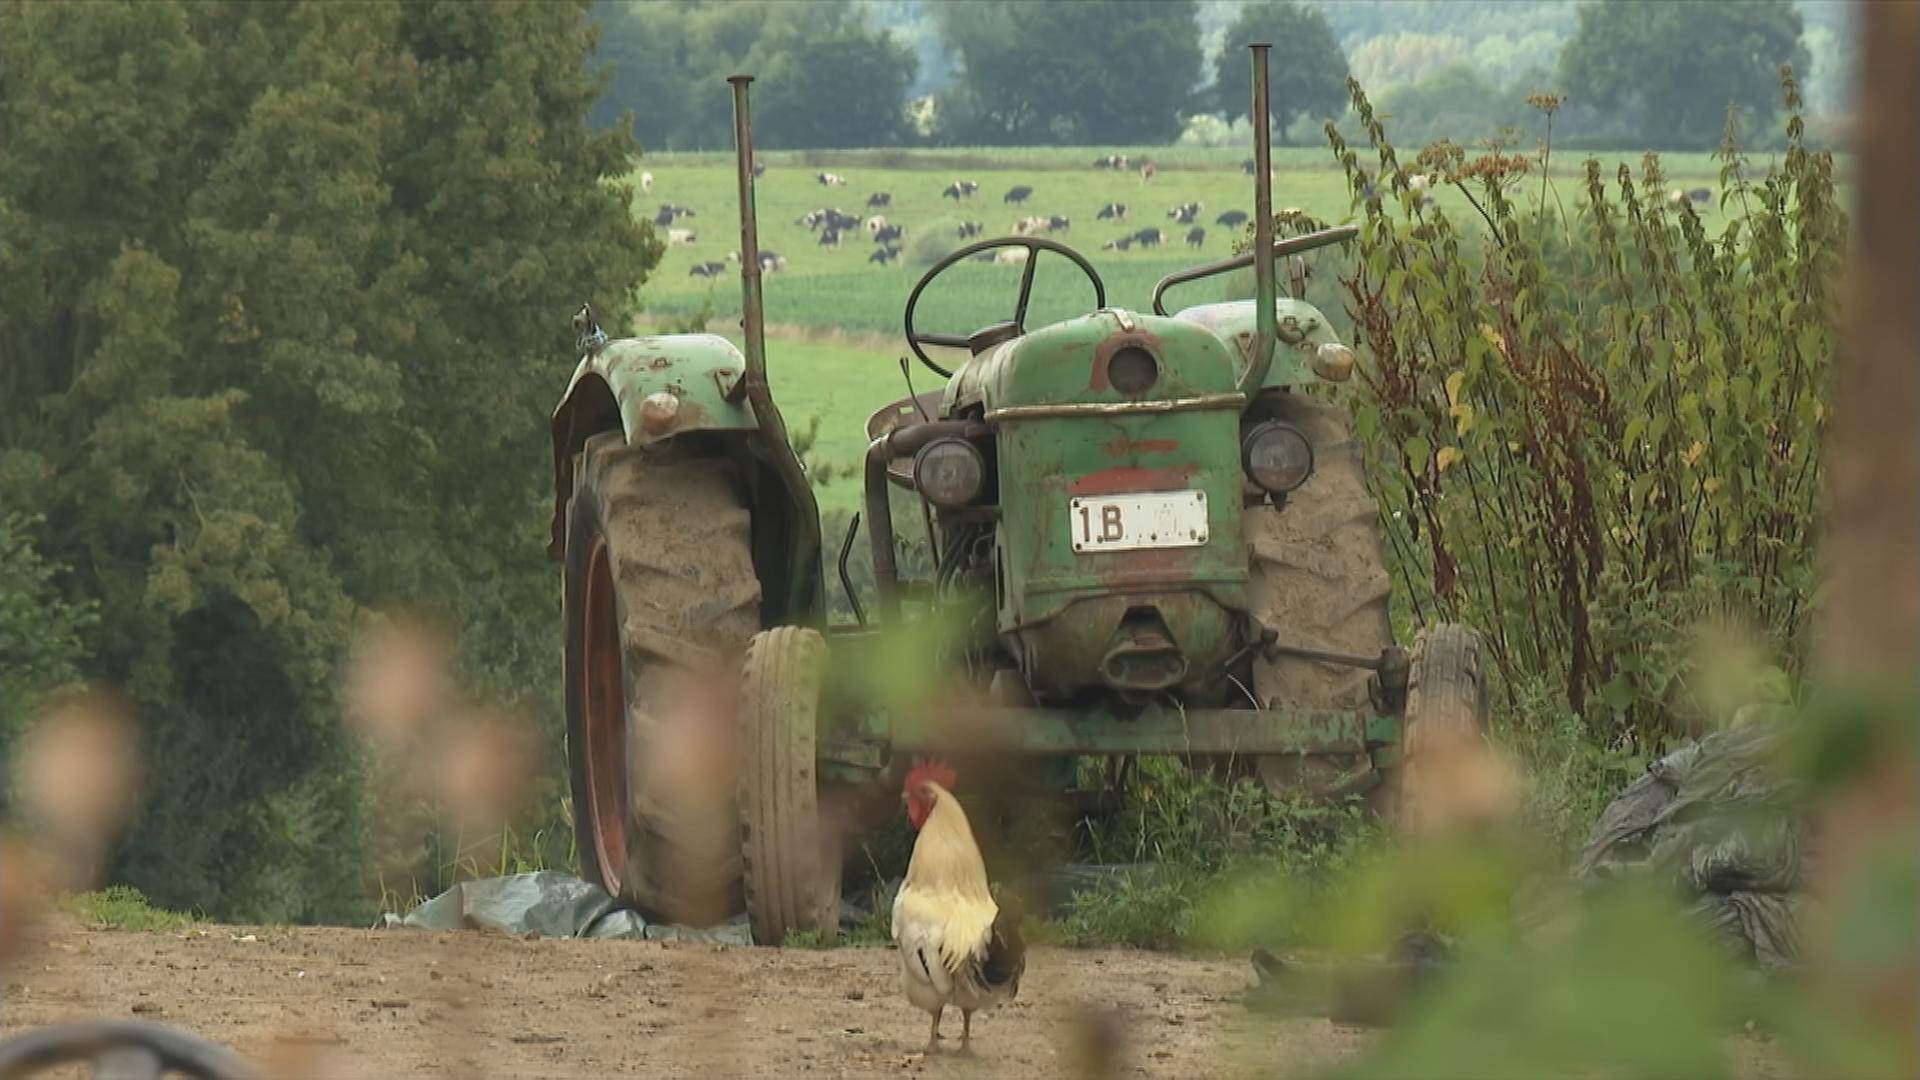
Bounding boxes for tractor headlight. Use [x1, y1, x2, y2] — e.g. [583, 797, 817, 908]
[1107, 346, 1159, 396]
[1242, 421, 1314, 494]
[913, 438, 987, 508]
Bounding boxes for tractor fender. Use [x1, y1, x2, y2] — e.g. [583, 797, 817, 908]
[546, 333, 758, 559]
[546, 332, 825, 626]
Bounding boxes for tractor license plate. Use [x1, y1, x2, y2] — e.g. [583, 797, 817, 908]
[1070, 491, 1209, 553]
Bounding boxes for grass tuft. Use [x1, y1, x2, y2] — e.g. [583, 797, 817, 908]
[58, 886, 193, 933]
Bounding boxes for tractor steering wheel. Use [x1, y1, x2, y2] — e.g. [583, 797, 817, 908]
[0, 1020, 257, 1080]
[903, 236, 1106, 378]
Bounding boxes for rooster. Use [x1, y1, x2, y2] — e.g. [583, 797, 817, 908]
[890, 762, 1026, 1055]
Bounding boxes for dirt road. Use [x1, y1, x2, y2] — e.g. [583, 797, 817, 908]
[2, 916, 1366, 1079]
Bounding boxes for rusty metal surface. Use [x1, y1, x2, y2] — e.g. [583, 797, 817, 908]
[729, 75, 768, 397]
[984, 392, 1245, 423]
[727, 74, 825, 623]
[865, 392, 948, 442]
[1247, 41, 1278, 398]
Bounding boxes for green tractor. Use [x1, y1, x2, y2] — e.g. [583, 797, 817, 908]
[549, 47, 1489, 944]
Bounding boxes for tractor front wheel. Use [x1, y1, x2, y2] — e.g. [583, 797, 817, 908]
[564, 433, 761, 923]
[1394, 623, 1499, 831]
[739, 626, 842, 945]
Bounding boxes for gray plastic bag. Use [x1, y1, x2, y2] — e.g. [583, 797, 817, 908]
[1574, 722, 1805, 967]
[386, 870, 752, 945]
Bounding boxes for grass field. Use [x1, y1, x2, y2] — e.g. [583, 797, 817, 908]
[749, 334, 910, 514]
[621, 141, 1764, 515]
[628, 143, 1738, 337]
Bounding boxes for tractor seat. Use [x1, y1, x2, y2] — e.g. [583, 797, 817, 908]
[866, 391, 949, 487]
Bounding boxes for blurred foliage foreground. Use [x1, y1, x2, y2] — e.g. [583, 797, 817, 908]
[0, 3, 1912, 1076]
[1220, 58, 1910, 1080]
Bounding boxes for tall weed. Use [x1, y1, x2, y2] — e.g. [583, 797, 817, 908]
[1331, 70, 1842, 750]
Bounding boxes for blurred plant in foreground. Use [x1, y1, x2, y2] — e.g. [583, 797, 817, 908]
[1239, 8, 1917, 1075]
[343, 610, 542, 911]
[1, 687, 144, 971]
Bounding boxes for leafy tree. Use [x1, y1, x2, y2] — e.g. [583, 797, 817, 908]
[590, 1, 916, 150]
[1470, 30, 1565, 87]
[1206, 0, 1348, 143]
[933, 1, 1202, 145]
[0, 0, 655, 922]
[0, 514, 97, 747]
[1559, 0, 1809, 148]
[1347, 31, 1470, 92]
[753, 20, 918, 149]
[1320, 0, 1580, 46]
[1377, 65, 1528, 148]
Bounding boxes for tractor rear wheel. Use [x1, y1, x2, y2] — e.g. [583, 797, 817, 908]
[564, 432, 761, 923]
[1243, 392, 1396, 799]
[739, 626, 842, 945]
[1396, 623, 1497, 831]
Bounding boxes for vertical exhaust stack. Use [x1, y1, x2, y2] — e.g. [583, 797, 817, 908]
[727, 74, 824, 623]
[1243, 42, 1278, 397]
[728, 75, 772, 412]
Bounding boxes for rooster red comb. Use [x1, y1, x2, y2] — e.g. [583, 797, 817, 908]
[903, 759, 958, 794]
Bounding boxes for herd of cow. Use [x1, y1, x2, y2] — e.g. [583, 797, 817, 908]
[665, 157, 1283, 279]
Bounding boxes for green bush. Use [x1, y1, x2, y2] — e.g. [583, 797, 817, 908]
[905, 221, 963, 267]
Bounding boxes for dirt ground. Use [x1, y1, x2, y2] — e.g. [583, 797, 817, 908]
[1, 915, 1369, 1079]
[2, 916, 1810, 1080]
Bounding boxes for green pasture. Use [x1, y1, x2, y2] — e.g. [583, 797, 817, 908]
[755, 335, 906, 514]
[627, 145, 1735, 335]
[622, 143, 1753, 515]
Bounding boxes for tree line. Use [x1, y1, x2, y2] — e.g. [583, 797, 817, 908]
[0, 0, 654, 923]
[592, 0, 1831, 152]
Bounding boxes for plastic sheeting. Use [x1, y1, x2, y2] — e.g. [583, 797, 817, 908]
[382, 871, 751, 945]
[385, 863, 1152, 945]
[1574, 721, 1805, 967]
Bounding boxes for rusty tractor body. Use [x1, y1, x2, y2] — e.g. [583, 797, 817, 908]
[552, 49, 1487, 944]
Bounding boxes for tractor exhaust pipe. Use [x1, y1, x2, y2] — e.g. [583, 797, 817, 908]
[1244, 42, 1278, 397]
[728, 75, 771, 407]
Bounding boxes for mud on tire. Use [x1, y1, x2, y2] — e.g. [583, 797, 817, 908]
[1242, 392, 1396, 798]
[564, 432, 761, 922]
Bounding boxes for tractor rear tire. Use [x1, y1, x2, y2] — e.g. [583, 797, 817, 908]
[1243, 392, 1396, 799]
[1396, 623, 1496, 831]
[739, 626, 842, 945]
[564, 432, 761, 923]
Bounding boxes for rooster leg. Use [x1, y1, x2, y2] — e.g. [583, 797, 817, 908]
[959, 1010, 975, 1055]
[925, 1006, 944, 1054]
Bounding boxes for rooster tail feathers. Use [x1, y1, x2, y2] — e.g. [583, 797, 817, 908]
[981, 902, 1027, 991]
